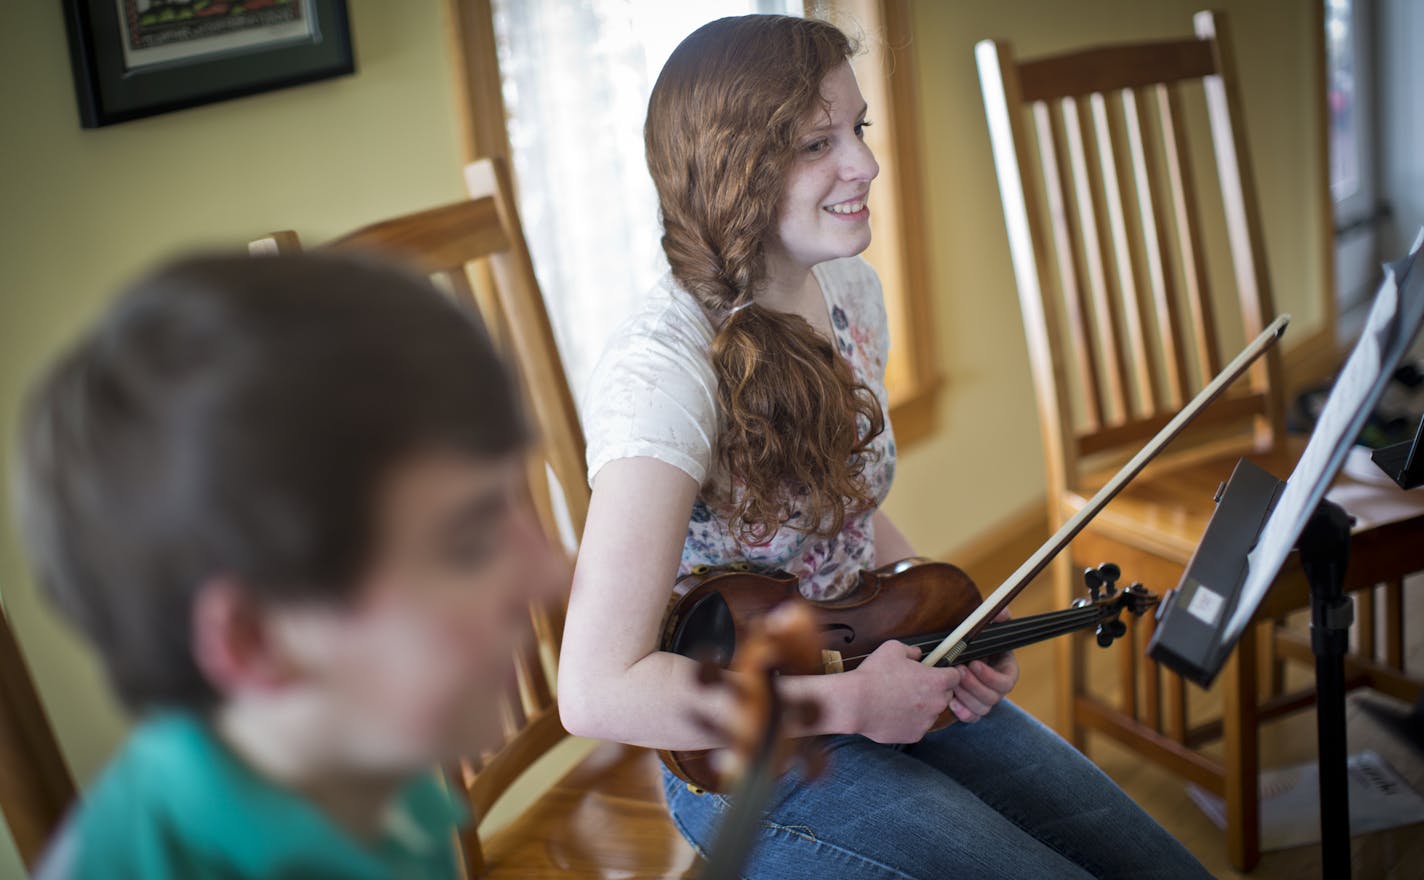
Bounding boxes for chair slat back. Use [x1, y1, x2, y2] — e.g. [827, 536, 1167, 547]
[977, 10, 1286, 502]
[251, 157, 584, 876]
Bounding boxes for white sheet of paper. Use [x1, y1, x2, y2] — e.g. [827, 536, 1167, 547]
[1222, 229, 1424, 644]
[1186, 750, 1424, 851]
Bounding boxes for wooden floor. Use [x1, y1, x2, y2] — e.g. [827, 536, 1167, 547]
[480, 742, 700, 878]
[970, 524, 1424, 880]
[477, 524, 1423, 878]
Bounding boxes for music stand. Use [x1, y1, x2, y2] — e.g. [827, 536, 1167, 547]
[1371, 411, 1424, 490]
[1149, 229, 1424, 878]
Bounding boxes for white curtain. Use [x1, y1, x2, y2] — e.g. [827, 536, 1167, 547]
[490, 0, 801, 404]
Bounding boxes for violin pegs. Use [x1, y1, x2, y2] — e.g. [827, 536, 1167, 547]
[696, 661, 724, 686]
[1094, 617, 1129, 648]
[1082, 567, 1104, 602]
[690, 713, 725, 741]
[802, 748, 828, 781]
[1098, 562, 1122, 586]
[792, 698, 822, 728]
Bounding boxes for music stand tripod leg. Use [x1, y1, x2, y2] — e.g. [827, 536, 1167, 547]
[1297, 499, 1355, 879]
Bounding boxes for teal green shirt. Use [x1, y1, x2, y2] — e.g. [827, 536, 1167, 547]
[41, 712, 466, 879]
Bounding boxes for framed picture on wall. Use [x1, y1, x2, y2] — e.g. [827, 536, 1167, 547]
[62, 0, 354, 129]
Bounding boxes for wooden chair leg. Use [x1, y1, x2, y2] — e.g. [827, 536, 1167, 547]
[1, 605, 77, 872]
[1224, 624, 1261, 871]
[1143, 614, 1163, 732]
[1166, 670, 1188, 743]
[1384, 578, 1404, 671]
[1121, 612, 1139, 720]
[1054, 553, 1086, 747]
[448, 763, 488, 878]
[1261, 618, 1286, 697]
[1356, 585, 1377, 662]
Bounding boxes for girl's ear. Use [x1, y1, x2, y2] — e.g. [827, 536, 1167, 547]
[191, 577, 297, 696]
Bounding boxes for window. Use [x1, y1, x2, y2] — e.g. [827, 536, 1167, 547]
[1325, 0, 1380, 318]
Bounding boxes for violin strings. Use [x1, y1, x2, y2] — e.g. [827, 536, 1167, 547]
[825, 605, 1105, 668]
[827, 609, 1098, 666]
[954, 614, 1106, 663]
[949, 610, 1104, 661]
[959, 606, 1102, 645]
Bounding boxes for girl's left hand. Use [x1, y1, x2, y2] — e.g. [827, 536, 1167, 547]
[948, 609, 1020, 723]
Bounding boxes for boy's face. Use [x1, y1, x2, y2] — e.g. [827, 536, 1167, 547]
[269, 450, 569, 772]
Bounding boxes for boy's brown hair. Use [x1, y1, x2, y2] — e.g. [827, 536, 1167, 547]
[13, 253, 526, 711]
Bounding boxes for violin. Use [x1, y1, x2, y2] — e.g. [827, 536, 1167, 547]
[690, 600, 825, 879]
[658, 557, 1156, 793]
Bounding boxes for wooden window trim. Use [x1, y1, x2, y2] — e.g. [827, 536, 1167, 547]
[868, 0, 940, 447]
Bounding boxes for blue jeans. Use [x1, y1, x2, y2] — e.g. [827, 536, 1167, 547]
[663, 701, 1211, 879]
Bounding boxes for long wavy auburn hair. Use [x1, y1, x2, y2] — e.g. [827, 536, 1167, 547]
[645, 15, 885, 545]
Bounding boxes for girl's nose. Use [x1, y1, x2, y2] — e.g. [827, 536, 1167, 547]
[842, 137, 879, 183]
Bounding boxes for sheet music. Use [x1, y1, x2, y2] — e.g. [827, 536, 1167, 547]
[1222, 229, 1424, 644]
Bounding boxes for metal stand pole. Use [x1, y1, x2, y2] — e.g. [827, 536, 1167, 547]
[1297, 499, 1355, 879]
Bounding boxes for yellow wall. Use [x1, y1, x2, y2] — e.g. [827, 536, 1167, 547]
[0, 1, 467, 871]
[882, 0, 1327, 563]
[0, 0, 1326, 873]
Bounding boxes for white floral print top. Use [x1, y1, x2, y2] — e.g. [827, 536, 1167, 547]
[582, 256, 897, 601]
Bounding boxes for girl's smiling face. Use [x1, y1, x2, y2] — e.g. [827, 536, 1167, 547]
[767, 61, 880, 275]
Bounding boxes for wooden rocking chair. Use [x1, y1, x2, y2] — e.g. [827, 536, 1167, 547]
[976, 10, 1424, 869]
[252, 156, 698, 877]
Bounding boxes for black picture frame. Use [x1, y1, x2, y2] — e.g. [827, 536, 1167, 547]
[62, 1, 354, 129]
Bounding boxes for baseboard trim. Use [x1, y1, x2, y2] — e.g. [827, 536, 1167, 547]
[939, 498, 1049, 575]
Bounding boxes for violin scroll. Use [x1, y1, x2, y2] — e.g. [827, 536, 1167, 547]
[686, 600, 825, 793]
[1075, 562, 1158, 648]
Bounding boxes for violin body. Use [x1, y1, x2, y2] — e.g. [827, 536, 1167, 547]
[658, 557, 1155, 792]
[657, 558, 984, 792]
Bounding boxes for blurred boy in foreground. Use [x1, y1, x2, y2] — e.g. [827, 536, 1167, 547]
[13, 253, 567, 878]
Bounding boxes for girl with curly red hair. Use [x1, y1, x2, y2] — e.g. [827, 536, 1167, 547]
[560, 14, 1210, 878]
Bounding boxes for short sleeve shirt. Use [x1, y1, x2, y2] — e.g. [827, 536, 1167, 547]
[583, 256, 897, 600]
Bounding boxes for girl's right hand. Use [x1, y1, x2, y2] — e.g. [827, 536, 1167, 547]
[849, 640, 963, 744]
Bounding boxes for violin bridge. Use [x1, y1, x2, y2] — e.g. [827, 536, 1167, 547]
[821, 649, 845, 674]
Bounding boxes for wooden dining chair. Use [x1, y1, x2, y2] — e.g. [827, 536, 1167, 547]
[976, 10, 1424, 869]
[251, 156, 698, 878]
[0, 599, 76, 873]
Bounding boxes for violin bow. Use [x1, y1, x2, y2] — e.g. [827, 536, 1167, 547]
[922, 314, 1290, 667]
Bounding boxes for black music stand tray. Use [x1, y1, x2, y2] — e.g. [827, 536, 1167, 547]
[1371, 411, 1424, 490]
[1149, 230, 1424, 878]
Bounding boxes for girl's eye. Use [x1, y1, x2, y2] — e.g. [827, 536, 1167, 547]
[805, 138, 829, 154]
[855, 120, 873, 138]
